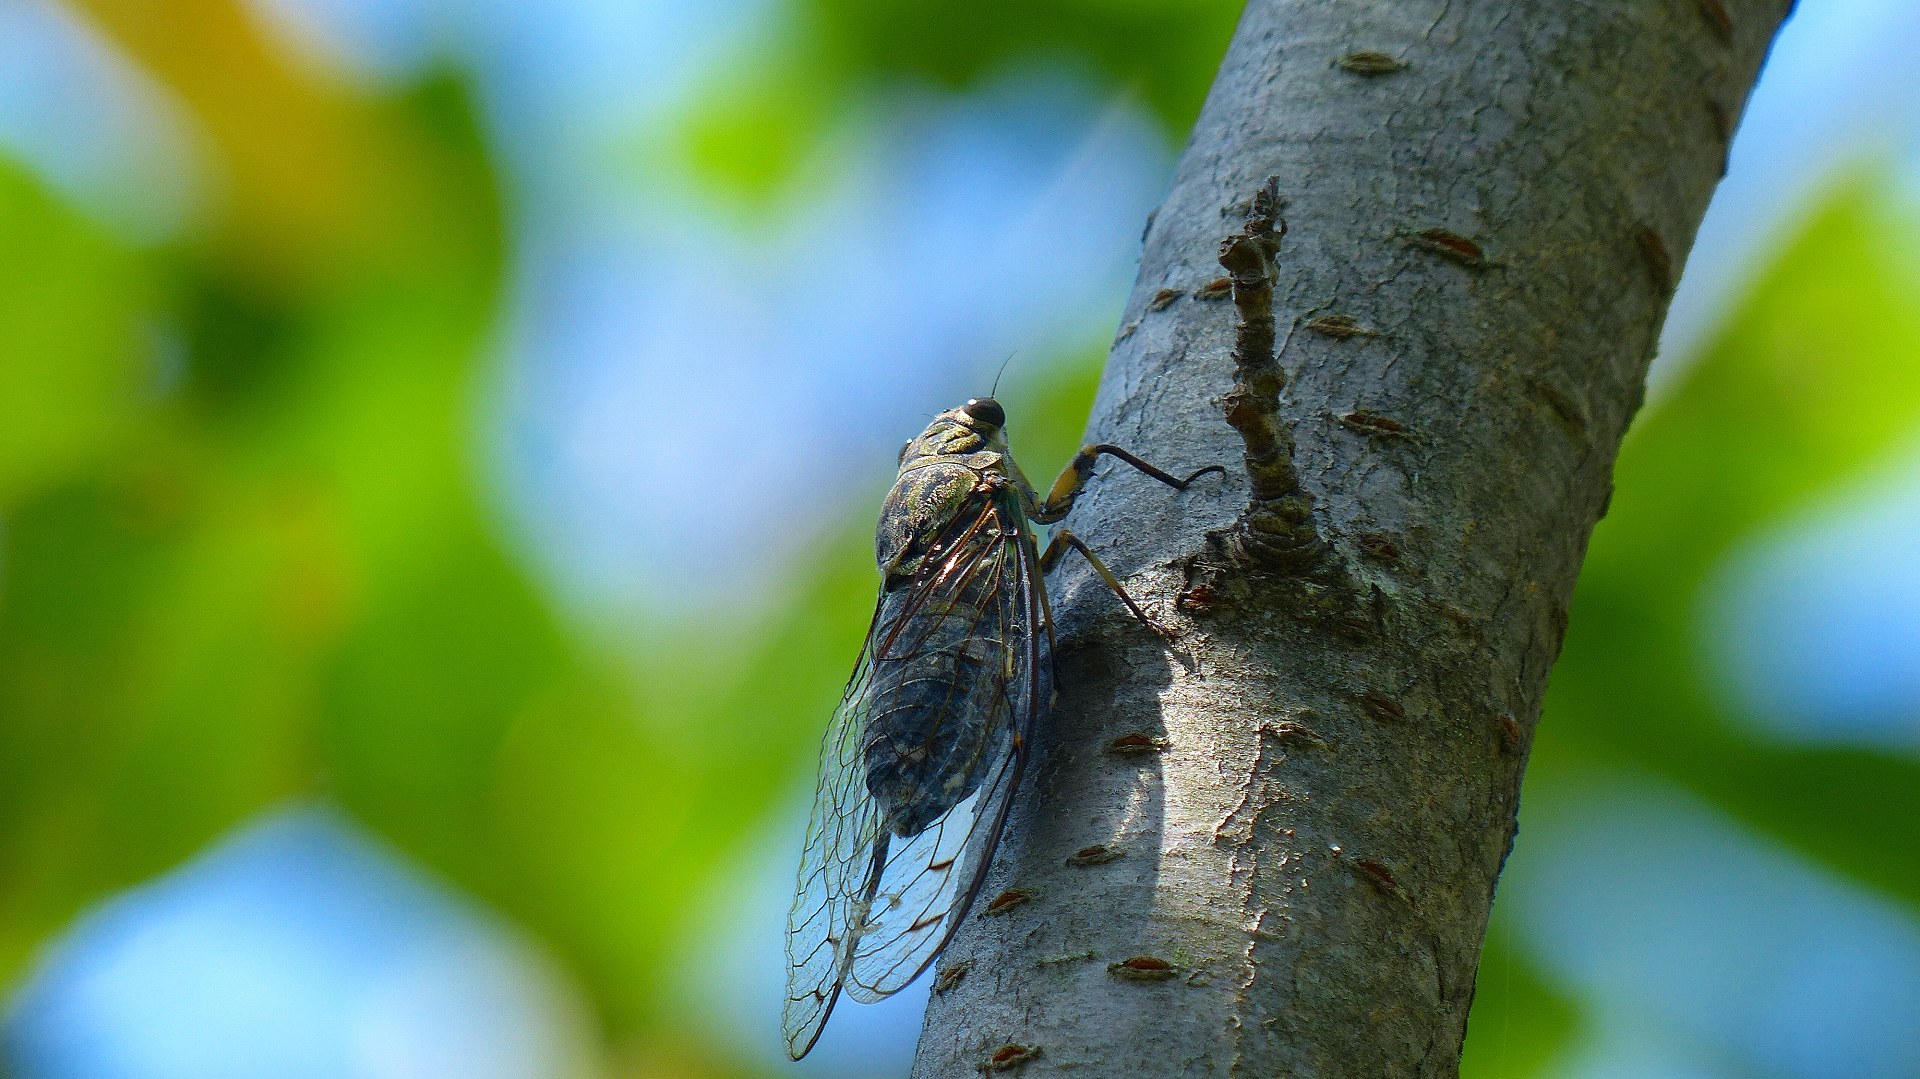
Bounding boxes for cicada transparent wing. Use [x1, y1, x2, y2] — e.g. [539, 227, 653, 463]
[783, 484, 1050, 1060]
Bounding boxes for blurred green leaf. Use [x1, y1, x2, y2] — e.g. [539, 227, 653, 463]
[662, 53, 834, 208]
[0, 161, 154, 510]
[800, 0, 1242, 134]
[1535, 179, 1920, 933]
[1459, 176, 1920, 1075]
[1460, 924, 1580, 1079]
[0, 56, 509, 990]
[654, 0, 1243, 211]
[0, 156, 328, 980]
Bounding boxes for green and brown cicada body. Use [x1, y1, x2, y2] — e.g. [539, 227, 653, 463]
[782, 396, 1218, 1059]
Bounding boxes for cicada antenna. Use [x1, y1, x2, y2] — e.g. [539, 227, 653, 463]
[991, 351, 1016, 398]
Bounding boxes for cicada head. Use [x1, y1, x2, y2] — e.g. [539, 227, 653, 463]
[897, 397, 1010, 466]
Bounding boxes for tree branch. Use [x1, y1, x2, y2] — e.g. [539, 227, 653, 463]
[912, 1, 1790, 1075]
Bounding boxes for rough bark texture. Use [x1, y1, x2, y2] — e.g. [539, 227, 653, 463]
[911, 1, 1789, 1076]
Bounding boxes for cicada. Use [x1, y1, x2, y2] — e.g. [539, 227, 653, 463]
[783, 395, 1219, 1058]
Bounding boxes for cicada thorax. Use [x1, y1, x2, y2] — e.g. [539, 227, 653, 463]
[863, 466, 1022, 840]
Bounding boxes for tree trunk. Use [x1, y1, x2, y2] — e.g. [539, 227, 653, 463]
[911, 1, 1789, 1075]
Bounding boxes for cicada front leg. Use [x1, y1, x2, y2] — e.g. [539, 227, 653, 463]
[1032, 445, 1223, 638]
[1031, 444, 1223, 524]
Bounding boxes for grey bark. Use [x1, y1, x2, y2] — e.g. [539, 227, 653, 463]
[911, 1, 1789, 1076]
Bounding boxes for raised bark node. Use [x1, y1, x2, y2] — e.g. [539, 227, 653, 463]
[1211, 178, 1329, 573]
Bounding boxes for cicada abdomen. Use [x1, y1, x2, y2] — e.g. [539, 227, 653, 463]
[863, 568, 1017, 839]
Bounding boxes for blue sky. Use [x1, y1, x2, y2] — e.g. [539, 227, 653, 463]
[3, 809, 595, 1079]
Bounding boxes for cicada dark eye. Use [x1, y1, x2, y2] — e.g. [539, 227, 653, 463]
[963, 397, 1006, 429]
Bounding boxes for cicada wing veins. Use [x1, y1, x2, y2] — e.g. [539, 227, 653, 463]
[842, 741, 1018, 1002]
[783, 624, 884, 1060]
[782, 491, 1050, 1060]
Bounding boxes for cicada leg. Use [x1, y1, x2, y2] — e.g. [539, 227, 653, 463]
[1039, 527, 1176, 642]
[1031, 444, 1223, 524]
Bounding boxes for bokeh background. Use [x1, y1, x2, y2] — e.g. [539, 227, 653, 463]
[1, 1, 1918, 1077]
